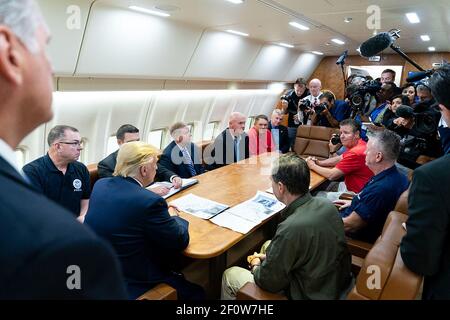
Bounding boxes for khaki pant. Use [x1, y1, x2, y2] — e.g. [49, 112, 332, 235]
[221, 241, 271, 300]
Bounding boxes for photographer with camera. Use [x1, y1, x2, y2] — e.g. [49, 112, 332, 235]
[388, 105, 442, 170]
[298, 79, 323, 125]
[306, 119, 373, 201]
[280, 78, 309, 148]
[310, 91, 351, 128]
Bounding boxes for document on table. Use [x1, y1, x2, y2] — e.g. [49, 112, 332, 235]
[169, 193, 229, 219]
[147, 178, 198, 199]
[210, 191, 285, 234]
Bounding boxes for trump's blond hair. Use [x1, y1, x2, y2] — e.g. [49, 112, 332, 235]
[113, 141, 160, 178]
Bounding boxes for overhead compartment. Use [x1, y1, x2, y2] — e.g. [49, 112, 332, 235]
[244, 44, 299, 81]
[285, 53, 323, 81]
[75, 2, 203, 78]
[37, 0, 93, 75]
[184, 30, 262, 80]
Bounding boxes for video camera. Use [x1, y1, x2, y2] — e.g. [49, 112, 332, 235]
[347, 79, 382, 117]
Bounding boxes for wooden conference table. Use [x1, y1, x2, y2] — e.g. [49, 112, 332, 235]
[170, 152, 327, 297]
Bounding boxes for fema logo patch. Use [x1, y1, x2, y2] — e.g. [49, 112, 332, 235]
[73, 179, 82, 191]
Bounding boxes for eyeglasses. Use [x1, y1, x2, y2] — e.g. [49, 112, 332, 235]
[58, 141, 83, 147]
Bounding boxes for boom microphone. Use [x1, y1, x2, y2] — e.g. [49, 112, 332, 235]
[406, 69, 434, 83]
[359, 32, 394, 57]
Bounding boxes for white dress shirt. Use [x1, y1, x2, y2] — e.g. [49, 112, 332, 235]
[0, 139, 20, 174]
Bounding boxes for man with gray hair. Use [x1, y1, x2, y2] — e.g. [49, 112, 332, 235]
[23, 125, 91, 221]
[335, 130, 409, 243]
[222, 154, 351, 300]
[0, 0, 126, 299]
[268, 109, 289, 153]
[206, 112, 249, 169]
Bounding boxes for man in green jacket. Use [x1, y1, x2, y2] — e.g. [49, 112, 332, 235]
[221, 154, 352, 300]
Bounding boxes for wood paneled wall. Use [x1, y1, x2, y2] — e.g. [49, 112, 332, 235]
[308, 52, 450, 100]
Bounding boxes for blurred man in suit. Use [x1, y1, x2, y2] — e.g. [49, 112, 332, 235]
[206, 112, 249, 169]
[268, 109, 289, 153]
[0, 0, 126, 299]
[85, 141, 204, 300]
[158, 122, 205, 179]
[98, 124, 176, 193]
[401, 63, 450, 299]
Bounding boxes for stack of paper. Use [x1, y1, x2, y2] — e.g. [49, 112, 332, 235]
[169, 194, 229, 220]
[147, 178, 198, 199]
[211, 191, 285, 234]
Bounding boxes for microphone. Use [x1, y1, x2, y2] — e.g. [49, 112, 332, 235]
[336, 50, 348, 65]
[359, 32, 394, 57]
[406, 69, 434, 83]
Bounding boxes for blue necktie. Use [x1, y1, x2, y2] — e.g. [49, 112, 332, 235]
[233, 137, 238, 162]
[181, 147, 196, 177]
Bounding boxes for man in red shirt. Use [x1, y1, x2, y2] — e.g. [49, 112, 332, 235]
[306, 119, 373, 200]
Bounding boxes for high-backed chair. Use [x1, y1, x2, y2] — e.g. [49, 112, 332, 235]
[293, 125, 339, 159]
[236, 210, 422, 300]
[347, 211, 422, 300]
[86, 163, 99, 189]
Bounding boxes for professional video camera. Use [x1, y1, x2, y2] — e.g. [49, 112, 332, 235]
[347, 79, 382, 118]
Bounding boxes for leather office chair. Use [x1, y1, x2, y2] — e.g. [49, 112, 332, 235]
[236, 210, 422, 300]
[293, 125, 339, 160]
[347, 211, 422, 300]
[87, 163, 99, 189]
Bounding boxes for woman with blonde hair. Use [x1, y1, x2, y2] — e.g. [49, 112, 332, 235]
[85, 141, 204, 300]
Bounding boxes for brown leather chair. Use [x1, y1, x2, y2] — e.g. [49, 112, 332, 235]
[293, 125, 339, 159]
[86, 163, 99, 189]
[237, 210, 422, 300]
[394, 188, 409, 215]
[347, 211, 422, 300]
[136, 283, 177, 300]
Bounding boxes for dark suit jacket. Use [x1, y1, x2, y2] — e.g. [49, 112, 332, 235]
[268, 123, 290, 153]
[0, 156, 127, 299]
[400, 154, 450, 299]
[84, 177, 190, 299]
[207, 128, 250, 169]
[158, 141, 205, 179]
[98, 149, 173, 181]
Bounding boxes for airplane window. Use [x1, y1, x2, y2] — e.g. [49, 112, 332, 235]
[15, 148, 27, 169]
[245, 117, 255, 132]
[148, 129, 165, 149]
[107, 136, 118, 155]
[203, 122, 219, 141]
[186, 123, 193, 133]
[79, 138, 88, 164]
